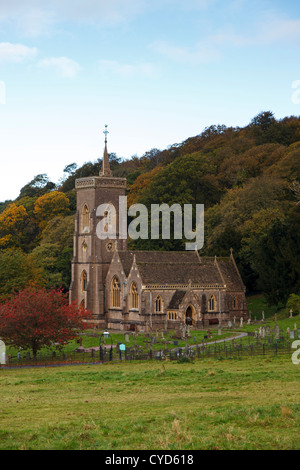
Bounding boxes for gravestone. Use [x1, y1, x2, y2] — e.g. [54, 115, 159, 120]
[298, 329, 300, 339]
[125, 334, 129, 343]
[290, 330, 295, 340]
[289, 309, 293, 318]
[261, 311, 265, 322]
[274, 324, 280, 340]
[0, 340, 5, 365]
[240, 317, 243, 328]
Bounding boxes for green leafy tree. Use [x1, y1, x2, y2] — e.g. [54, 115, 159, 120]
[0, 249, 44, 301]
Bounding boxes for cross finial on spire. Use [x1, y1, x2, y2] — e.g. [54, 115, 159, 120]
[100, 124, 112, 177]
[103, 124, 109, 144]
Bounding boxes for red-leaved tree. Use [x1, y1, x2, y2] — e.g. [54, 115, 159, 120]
[0, 287, 91, 358]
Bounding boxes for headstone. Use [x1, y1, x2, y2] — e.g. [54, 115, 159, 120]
[240, 317, 243, 328]
[298, 329, 300, 339]
[228, 321, 232, 329]
[274, 324, 280, 340]
[247, 318, 251, 325]
[125, 334, 129, 342]
[290, 330, 295, 339]
[0, 340, 5, 365]
[289, 309, 293, 318]
[294, 323, 297, 331]
[261, 311, 265, 322]
[233, 316, 236, 325]
[218, 328, 222, 336]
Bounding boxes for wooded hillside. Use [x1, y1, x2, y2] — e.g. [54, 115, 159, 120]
[1, 111, 299, 305]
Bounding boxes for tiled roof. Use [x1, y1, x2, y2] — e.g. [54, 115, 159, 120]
[116, 250, 245, 290]
[168, 290, 186, 309]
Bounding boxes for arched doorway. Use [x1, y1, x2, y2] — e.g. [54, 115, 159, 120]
[185, 305, 196, 326]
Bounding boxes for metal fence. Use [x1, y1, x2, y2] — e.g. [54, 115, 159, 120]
[1, 337, 294, 369]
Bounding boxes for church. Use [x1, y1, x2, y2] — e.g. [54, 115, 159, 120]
[69, 131, 248, 332]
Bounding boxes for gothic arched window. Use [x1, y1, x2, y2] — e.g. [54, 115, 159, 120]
[81, 270, 87, 293]
[111, 276, 121, 308]
[208, 295, 216, 311]
[130, 282, 138, 309]
[81, 204, 90, 233]
[155, 295, 163, 313]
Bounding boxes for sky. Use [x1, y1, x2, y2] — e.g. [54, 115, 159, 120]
[0, 0, 300, 201]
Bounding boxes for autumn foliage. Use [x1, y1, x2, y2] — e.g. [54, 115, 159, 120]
[0, 287, 91, 358]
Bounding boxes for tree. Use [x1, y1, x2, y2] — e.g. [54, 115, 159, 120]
[34, 191, 70, 230]
[0, 203, 28, 248]
[31, 215, 75, 289]
[18, 174, 56, 199]
[0, 286, 91, 358]
[286, 293, 300, 315]
[0, 249, 44, 301]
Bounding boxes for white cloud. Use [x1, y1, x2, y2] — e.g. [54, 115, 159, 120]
[256, 16, 300, 45]
[98, 60, 157, 78]
[0, 42, 37, 63]
[37, 57, 81, 78]
[150, 40, 219, 64]
[0, 0, 147, 35]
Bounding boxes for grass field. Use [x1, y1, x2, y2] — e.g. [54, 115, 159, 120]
[0, 355, 299, 450]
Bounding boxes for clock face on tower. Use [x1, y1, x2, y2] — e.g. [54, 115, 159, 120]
[106, 241, 114, 252]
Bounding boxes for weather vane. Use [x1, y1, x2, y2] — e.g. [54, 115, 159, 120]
[103, 124, 109, 144]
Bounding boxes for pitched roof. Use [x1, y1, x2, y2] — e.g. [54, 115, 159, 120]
[168, 290, 186, 309]
[116, 250, 245, 290]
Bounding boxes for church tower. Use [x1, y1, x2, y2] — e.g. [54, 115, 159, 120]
[69, 126, 127, 324]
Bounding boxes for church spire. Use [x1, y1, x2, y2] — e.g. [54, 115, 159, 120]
[100, 124, 112, 177]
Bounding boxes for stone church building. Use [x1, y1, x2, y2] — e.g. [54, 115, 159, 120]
[69, 135, 248, 331]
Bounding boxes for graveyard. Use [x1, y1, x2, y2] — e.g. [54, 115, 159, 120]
[2, 293, 299, 366]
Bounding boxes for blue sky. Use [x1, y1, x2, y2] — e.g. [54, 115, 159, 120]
[0, 0, 300, 201]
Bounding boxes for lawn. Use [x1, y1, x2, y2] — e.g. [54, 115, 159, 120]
[0, 355, 299, 450]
